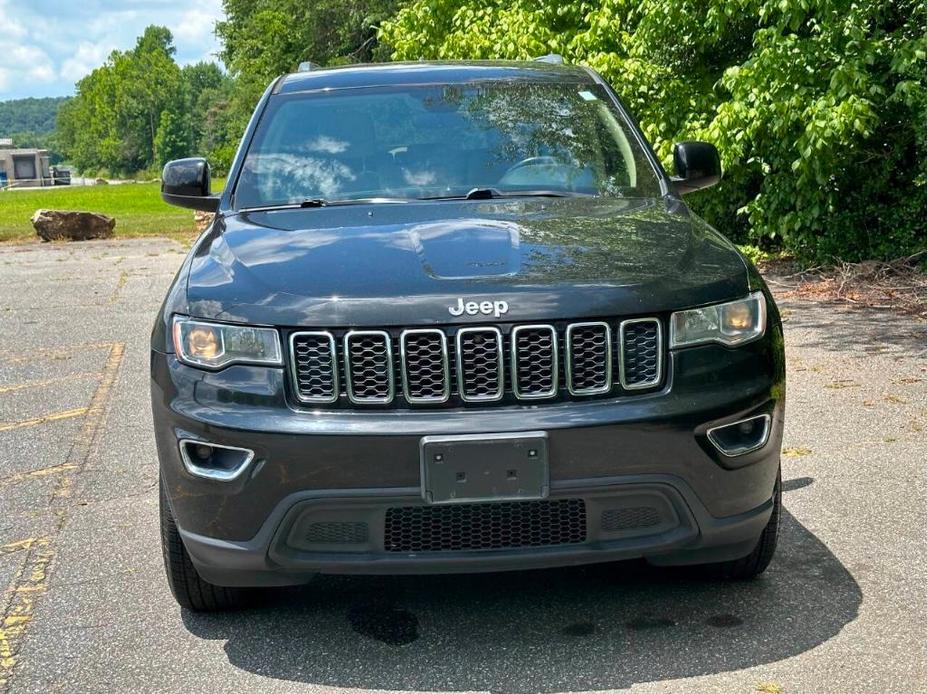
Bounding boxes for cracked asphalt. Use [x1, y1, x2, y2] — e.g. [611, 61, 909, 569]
[0, 238, 924, 693]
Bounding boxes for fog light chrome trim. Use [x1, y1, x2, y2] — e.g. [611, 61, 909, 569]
[706, 414, 771, 457]
[178, 439, 255, 481]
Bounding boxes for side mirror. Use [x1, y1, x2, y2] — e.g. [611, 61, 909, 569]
[161, 158, 219, 212]
[672, 141, 722, 194]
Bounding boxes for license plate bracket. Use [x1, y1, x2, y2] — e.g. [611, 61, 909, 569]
[420, 432, 549, 504]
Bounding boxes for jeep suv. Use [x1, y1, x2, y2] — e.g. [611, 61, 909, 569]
[153, 60, 784, 611]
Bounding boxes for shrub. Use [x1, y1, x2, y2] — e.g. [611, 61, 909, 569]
[380, 0, 927, 262]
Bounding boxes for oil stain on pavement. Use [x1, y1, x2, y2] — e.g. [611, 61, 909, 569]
[347, 602, 420, 646]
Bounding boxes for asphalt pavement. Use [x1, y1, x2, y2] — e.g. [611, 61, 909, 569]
[0, 238, 924, 693]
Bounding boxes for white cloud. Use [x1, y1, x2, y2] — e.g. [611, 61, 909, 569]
[0, 42, 57, 92]
[60, 42, 111, 82]
[0, 0, 28, 40]
[172, 1, 223, 45]
[0, 0, 225, 98]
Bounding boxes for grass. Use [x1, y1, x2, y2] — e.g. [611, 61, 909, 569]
[0, 180, 225, 243]
[736, 243, 790, 266]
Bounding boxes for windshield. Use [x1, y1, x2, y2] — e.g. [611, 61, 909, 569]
[234, 81, 663, 209]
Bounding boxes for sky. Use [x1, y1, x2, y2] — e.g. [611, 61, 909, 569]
[0, 0, 225, 100]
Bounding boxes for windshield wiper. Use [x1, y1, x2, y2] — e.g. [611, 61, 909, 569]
[238, 190, 591, 212]
[422, 188, 595, 201]
[238, 197, 411, 212]
[299, 196, 411, 208]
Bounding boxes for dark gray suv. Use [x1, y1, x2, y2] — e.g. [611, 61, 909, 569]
[153, 59, 784, 611]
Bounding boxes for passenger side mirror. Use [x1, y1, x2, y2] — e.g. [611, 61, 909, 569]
[161, 158, 219, 212]
[671, 141, 722, 194]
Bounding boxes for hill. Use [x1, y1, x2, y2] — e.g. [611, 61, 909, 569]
[0, 96, 70, 137]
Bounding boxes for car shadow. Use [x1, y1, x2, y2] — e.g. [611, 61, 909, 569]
[182, 486, 859, 693]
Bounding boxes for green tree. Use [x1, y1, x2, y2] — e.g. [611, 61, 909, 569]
[0, 97, 69, 135]
[56, 26, 232, 176]
[216, 0, 401, 139]
[380, 0, 927, 261]
[154, 110, 191, 168]
[181, 62, 234, 167]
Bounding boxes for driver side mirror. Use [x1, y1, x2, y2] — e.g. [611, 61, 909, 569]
[161, 158, 219, 212]
[672, 141, 722, 194]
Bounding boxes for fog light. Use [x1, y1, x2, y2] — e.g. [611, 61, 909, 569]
[179, 439, 255, 481]
[707, 414, 771, 457]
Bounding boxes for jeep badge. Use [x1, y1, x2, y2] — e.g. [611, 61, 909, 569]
[448, 297, 510, 318]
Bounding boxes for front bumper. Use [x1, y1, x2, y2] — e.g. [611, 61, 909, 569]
[152, 328, 784, 586]
[177, 476, 774, 587]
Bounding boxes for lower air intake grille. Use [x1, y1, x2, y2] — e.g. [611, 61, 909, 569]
[384, 499, 587, 552]
[305, 521, 369, 544]
[601, 506, 662, 532]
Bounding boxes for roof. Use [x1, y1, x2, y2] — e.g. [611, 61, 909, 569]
[0, 148, 48, 156]
[276, 60, 595, 94]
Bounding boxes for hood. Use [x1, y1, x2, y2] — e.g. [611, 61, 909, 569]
[185, 197, 748, 326]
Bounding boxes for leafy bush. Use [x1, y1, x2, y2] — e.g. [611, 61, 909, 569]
[380, 0, 927, 262]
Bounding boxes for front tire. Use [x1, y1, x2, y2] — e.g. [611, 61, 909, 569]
[701, 468, 781, 579]
[160, 477, 247, 611]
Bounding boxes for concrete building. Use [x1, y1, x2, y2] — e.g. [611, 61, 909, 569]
[0, 147, 52, 188]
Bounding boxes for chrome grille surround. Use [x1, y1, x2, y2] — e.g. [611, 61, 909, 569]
[564, 321, 613, 395]
[455, 326, 504, 402]
[400, 328, 451, 404]
[510, 324, 558, 400]
[289, 318, 662, 406]
[289, 331, 339, 403]
[343, 330, 395, 404]
[618, 318, 663, 390]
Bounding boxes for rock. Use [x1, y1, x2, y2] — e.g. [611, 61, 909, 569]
[31, 209, 116, 242]
[194, 211, 215, 233]
[95, 178, 108, 185]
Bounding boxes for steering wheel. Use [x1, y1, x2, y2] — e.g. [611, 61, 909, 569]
[500, 156, 561, 179]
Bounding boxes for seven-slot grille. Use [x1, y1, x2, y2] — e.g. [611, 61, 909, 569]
[290, 332, 338, 403]
[511, 325, 558, 399]
[456, 327, 504, 402]
[619, 318, 663, 389]
[343, 330, 394, 403]
[565, 322, 611, 395]
[400, 329, 450, 403]
[289, 318, 663, 406]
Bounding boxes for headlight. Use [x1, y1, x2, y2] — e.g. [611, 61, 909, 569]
[670, 292, 767, 348]
[172, 316, 282, 369]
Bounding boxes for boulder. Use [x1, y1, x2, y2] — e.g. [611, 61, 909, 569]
[31, 209, 116, 242]
[194, 210, 215, 233]
[95, 178, 109, 185]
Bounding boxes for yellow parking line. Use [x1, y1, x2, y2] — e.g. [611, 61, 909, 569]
[0, 539, 53, 681]
[52, 343, 125, 501]
[0, 372, 100, 395]
[0, 539, 48, 557]
[0, 464, 79, 490]
[0, 342, 125, 687]
[0, 342, 114, 366]
[0, 408, 88, 433]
